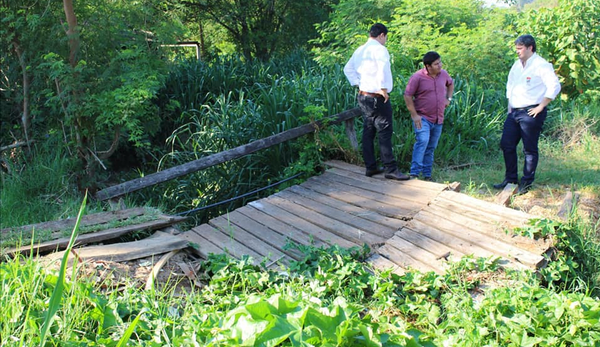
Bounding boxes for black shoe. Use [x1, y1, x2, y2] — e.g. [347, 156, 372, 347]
[365, 168, 384, 177]
[423, 176, 433, 182]
[517, 182, 532, 195]
[493, 179, 518, 189]
[384, 170, 410, 181]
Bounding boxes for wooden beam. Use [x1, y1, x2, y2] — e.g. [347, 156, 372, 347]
[557, 191, 579, 220]
[95, 108, 362, 201]
[495, 183, 519, 206]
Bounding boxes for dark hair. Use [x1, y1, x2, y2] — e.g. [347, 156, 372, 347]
[514, 34, 537, 52]
[423, 51, 441, 66]
[369, 23, 388, 38]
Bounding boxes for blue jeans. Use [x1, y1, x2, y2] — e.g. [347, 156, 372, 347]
[500, 107, 547, 185]
[357, 94, 397, 173]
[410, 118, 443, 178]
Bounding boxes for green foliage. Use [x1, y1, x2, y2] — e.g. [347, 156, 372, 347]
[517, 0, 600, 101]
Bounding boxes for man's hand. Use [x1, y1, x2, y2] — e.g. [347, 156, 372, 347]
[527, 105, 544, 118]
[379, 89, 389, 103]
[411, 113, 422, 130]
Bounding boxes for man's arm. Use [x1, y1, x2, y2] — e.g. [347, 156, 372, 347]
[445, 82, 455, 107]
[404, 94, 422, 130]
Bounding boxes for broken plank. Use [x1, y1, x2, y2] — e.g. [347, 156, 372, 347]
[496, 183, 519, 206]
[4, 216, 187, 257]
[44, 231, 188, 265]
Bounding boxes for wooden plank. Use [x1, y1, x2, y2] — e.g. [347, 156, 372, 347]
[276, 189, 397, 239]
[236, 205, 326, 248]
[209, 215, 291, 266]
[180, 227, 224, 258]
[301, 178, 415, 218]
[404, 218, 529, 270]
[413, 210, 545, 268]
[95, 108, 362, 201]
[289, 185, 406, 230]
[496, 183, 519, 206]
[1, 207, 147, 236]
[437, 190, 534, 223]
[367, 253, 405, 275]
[395, 227, 465, 263]
[189, 224, 264, 264]
[385, 236, 446, 274]
[248, 199, 358, 248]
[377, 244, 436, 273]
[266, 194, 386, 246]
[222, 210, 303, 260]
[4, 216, 187, 257]
[324, 160, 449, 192]
[424, 203, 550, 254]
[320, 170, 438, 206]
[44, 232, 188, 264]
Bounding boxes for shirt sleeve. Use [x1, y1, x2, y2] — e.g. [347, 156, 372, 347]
[540, 62, 561, 100]
[343, 54, 360, 87]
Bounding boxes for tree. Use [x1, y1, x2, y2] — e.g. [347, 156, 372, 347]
[183, 0, 335, 61]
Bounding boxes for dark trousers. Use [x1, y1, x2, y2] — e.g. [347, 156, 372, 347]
[357, 94, 397, 173]
[500, 107, 547, 185]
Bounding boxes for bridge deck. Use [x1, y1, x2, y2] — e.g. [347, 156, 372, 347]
[181, 160, 551, 274]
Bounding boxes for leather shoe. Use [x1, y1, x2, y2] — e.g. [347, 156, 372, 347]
[384, 170, 410, 181]
[517, 182, 532, 195]
[493, 179, 517, 189]
[365, 168, 384, 177]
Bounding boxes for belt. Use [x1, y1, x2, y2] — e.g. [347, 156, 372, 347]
[358, 90, 384, 98]
[512, 104, 539, 111]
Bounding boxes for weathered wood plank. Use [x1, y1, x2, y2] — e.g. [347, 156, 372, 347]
[180, 226, 224, 258]
[4, 216, 187, 257]
[324, 160, 449, 192]
[320, 170, 438, 206]
[385, 236, 446, 274]
[1, 207, 147, 236]
[437, 190, 534, 223]
[220, 210, 303, 260]
[424, 203, 549, 254]
[301, 178, 414, 218]
[248, 199, 358, 248]
[377, 244, 437, 273]
[395, 227, 465, 263]
[413, 210, 545, 268]
[95, 108, 362, 201]
[289, 185, 406, 230]
[558, 191, 579, 220]
[266, 194, 386, 246]
[367, 253, 405, 275]
[496, 183, 519, 206]
[189, 224, 264, 264]
[404, 218, 529, 270]
[44, 232, 188, 264]
[276, 189, 397, 239]
[236, 205, 325, 248]
[209, 215, 291, 265]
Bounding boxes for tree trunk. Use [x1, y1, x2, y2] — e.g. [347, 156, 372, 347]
[13, 41, 31, 147]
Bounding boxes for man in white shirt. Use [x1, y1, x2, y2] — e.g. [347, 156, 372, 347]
[343, 23, 409, 180]
[493, 34, 561, 194]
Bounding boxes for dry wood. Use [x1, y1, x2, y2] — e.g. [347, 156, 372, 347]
[145, 249, 181, 290]
[95, 108, 362, 201]
[385, 236, 446, 274]
[413, 210, 545, 268]
[366, 253, 405, 275]
[394, 227, 465, 262]
[180, 227, 224, 258]
[377, 244, 436, 273]
[189, 224, 263, 264]
[302, 177, 415, 218]
[237, 205, 326, 248]
[248, 199, 358, 248]
[1, 207, 147, 236]
[5, 216, 187, 257]
[344, 119, 359, 150]
[0, 140, 35, 152]
[276, 189, 397, 239]
[266, 194, 385, 246]
[44, 232, 188, 266]
[288, 185, 406, 230]
[496, 183, 519, 206]
[437, 190, 534, 222]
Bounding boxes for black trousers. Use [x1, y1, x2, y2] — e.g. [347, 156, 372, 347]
[357, 94, 397, 173]
[500, 107, 547, 185]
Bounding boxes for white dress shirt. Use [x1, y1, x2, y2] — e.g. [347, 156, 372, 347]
[343, 38, 393, 93]
[506, 53, 561, 108]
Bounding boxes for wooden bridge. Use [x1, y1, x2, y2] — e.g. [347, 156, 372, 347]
[181, 160, 551, 275]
